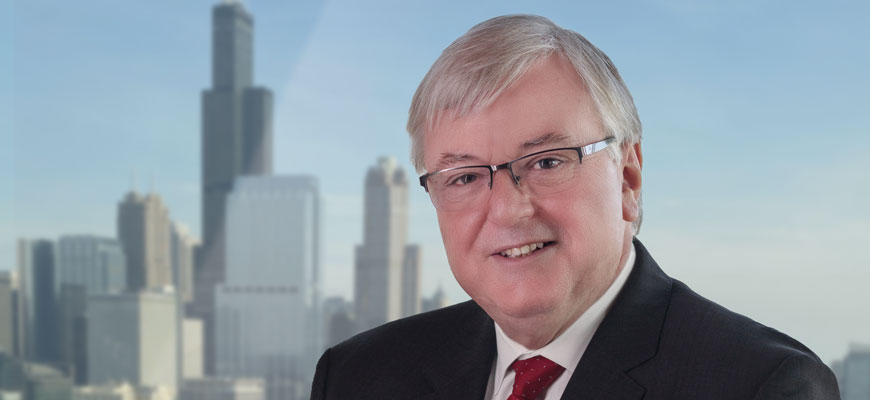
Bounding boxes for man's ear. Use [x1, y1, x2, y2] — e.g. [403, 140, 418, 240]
[621, 142, 643, 223]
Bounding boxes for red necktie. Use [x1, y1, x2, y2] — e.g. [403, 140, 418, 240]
[507, 355, 565, 400]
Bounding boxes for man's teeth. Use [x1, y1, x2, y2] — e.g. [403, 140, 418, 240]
[500, 242, 546, 258]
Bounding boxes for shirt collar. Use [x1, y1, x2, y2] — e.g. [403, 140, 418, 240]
[492, 245, 636, 385]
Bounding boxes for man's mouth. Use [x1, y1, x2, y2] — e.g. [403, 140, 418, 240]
[497, 241, 555, 259]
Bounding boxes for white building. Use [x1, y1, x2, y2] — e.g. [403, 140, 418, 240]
[179, 377, 264, 400]
[86, 290, 178, 389]
[215, 175, 320, 400]
[182, 319, 203, 379]
[355, 157, 422, 331]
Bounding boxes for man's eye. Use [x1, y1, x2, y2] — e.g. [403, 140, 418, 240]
[535, 158, 562, 169]
[448, 174, 479, 186]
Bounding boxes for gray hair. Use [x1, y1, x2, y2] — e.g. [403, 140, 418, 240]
[407, 14, 644, 233]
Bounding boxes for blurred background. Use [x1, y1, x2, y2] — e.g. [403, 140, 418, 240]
[1, 0, 869, 399]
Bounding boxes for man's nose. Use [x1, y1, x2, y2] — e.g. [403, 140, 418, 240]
[485, 168, 534, 225]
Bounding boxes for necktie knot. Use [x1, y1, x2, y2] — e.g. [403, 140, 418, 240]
[508, 355, 565, 400]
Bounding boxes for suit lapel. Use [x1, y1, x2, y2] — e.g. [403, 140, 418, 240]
[412, 240, 671, 400]
[414, 301, 496, 400]
[561, 239, 672, 399]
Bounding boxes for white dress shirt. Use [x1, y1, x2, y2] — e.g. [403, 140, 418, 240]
[484, 246, 636, 400]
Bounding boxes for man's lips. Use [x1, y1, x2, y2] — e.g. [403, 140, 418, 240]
[493, 241, 556, 258]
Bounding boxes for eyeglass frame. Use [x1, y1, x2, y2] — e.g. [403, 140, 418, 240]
[418, 136, 617, 195]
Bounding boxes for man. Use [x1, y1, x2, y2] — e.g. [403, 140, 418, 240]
[311, 15, 839, 399]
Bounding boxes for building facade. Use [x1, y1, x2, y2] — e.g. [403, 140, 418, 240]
[354, 157, 421, 331]
[55, 235, 126, 296]
[215, 175, 319, 400]
[86, 291, 178, 389]
[179, 377, 264, 400]
[170, 224, 197, 305]
[832, 344, 870, 400]
[421, 287, 449, 313]
[181, 319, 203, 379]
[23, 363, 72, 400]
[16, 239, 59, 363]
[117, 192, 172, 292]
[0, 272, 17, 356]
[195, 1, 274, 373]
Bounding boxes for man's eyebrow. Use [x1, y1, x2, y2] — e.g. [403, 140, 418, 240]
[434, 153, 483, 171]
[432, 133, 573, 171]
[521, 132, 573, 150]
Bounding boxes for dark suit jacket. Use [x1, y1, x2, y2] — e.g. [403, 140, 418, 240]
[311, 240, 840, 399]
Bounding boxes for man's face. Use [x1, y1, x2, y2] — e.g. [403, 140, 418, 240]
[423, 55, 642, 335]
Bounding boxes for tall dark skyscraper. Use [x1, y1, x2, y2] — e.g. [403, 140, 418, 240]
[195, 0, 273, 373]
[17, 239, 59, 363]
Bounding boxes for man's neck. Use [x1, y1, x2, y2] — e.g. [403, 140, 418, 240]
[496, 233, 636, 349]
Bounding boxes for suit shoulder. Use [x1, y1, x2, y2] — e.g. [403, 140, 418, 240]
[644, 279, 838, 397]
[665, 279, 820, 362]
[312, 301, 489, 399]
[329, 300, 484, 365]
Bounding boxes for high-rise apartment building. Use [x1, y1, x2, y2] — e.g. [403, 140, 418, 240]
[117, 192, 172, 291]
[354, 157, 422, 331]
[16, 239, 59, 363]
[55, 235, 126, 295]
[215, 176, 319, 400]
[86, 291, 178, 389]
[196, 0, 273, 373]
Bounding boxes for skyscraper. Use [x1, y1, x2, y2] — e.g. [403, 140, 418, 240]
[215, 175, 319, 400]
[55, 235, 126, 295]
[354, 157, 422, 332]
[16, 239, 59, 363]
[196, 0, 273, 373]
[117, 192, 172, 291]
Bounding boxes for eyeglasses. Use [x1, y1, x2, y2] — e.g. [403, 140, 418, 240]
[419, 137, 616, 211]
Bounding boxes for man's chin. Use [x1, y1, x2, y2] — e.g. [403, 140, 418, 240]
[478, 294, 562, 323]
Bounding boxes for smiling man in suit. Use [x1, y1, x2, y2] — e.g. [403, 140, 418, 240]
[310, 15, 839, 400]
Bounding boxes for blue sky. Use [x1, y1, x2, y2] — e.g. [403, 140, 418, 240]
[3, 0, 869, 363]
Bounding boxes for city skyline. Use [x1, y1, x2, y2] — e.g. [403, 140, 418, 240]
[3, 0, 869, 367]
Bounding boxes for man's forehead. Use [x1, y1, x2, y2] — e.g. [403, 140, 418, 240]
[431, 131, 575, 170]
